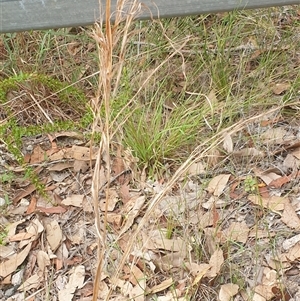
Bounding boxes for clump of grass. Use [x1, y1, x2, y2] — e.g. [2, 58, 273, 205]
[123, 93, 210, 175]
[105, 7, 300, 177]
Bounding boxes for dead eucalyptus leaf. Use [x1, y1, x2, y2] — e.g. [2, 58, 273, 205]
[219, 283, 239, 301]
[207, 174, 231, 197]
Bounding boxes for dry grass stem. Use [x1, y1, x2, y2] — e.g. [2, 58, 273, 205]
[91, 0, 142, 299]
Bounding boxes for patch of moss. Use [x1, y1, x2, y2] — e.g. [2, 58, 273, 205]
[0, 72, 93, 193]
[0, 72, 91, 136]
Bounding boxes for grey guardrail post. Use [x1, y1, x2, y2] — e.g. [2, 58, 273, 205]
[0, 0, 299, 33]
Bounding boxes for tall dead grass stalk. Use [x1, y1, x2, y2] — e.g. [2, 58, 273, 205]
[91, 0, 141, 299]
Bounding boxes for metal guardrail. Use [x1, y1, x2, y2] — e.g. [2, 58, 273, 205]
[0, 0, 299, 33]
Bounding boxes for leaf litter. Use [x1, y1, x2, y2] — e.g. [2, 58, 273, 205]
[1, 105, 300, 301]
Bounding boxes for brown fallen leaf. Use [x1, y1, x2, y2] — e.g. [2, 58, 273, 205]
[271, 286, 292, 301]
[191, 264, 211, 286]
[51, 131, 84, 140]
[202, 195, 227, 210]
[82, 197, 93, 213]
[99, 188, 119, 212]
[62, 195, 84, 207]
[37, 250, 50, 272]
[197, 210, 214, 229]
[13, 184, 36, 206]
[112, 148, 126, 184]
[223, 132, 233, 153]
[58, 265, 85, 301]
[205, 249, 224, 278]
[285, 242, 300, 261]
[232, 147, 264, 158]
[123, 265, 144, 286]
[65, 256, 83, 266]
[0, 243, 32, 278]
[144, 229, 185, 252]
[160, 251, 186, 270]
[120, 195, 146, 235]
[292, 146, 300, 160]
[254, 284, 275, 300]
[272, 82, 291, 95]
[206, 174, 231, 197]
[5, 220, 26, 243]
[258, 186, 270, 198]
[119, 183, 131, 204]
[13, 178, 47, 205]
[223, 221, 249, 243]
[260, 127, 288, 145]
[260, 117, 283, 127]
[186, 161, 206, 176]
[48, 145, 98, 161]
[71, 145, 98, 161]
[30, 145, 46, 163]
[46, 220, 62, 252]
[212, 202, 219, 227]
[283, 154, 298, 170]
[46, 136, 59, 156]
[268, 170, 299, 188]
[203, 227, 223, 255]
[9, 232, 34, 242]
[253, 168, 282, 185]
[48, 162, 74, 172]
[36, 206, 67, 214]
[18, 274, 43, 292]
[73, 160, 89, 173]
[219, 283, 239, 301]
[48, 148, 72, 161]
[0, 245, 15, 259]
[282, 233, 300, 250]
[248, 227, 276, 239]
[106, 213, 123, 229]
[131, 278, 146, 301]
[26, 196, 37, 214]
[18, 218, 44, 249]
[281, 202, 300, 229]
[186, 262, 211, 277]
[80, 281, 94, 298]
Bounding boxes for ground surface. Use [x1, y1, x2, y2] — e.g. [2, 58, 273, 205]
[1, 5, 300, 301]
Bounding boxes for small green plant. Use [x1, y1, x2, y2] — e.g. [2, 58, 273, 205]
[0, 171, 14, 184]
[244, 175, 258, 193]
[166, 216, 176, 239]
